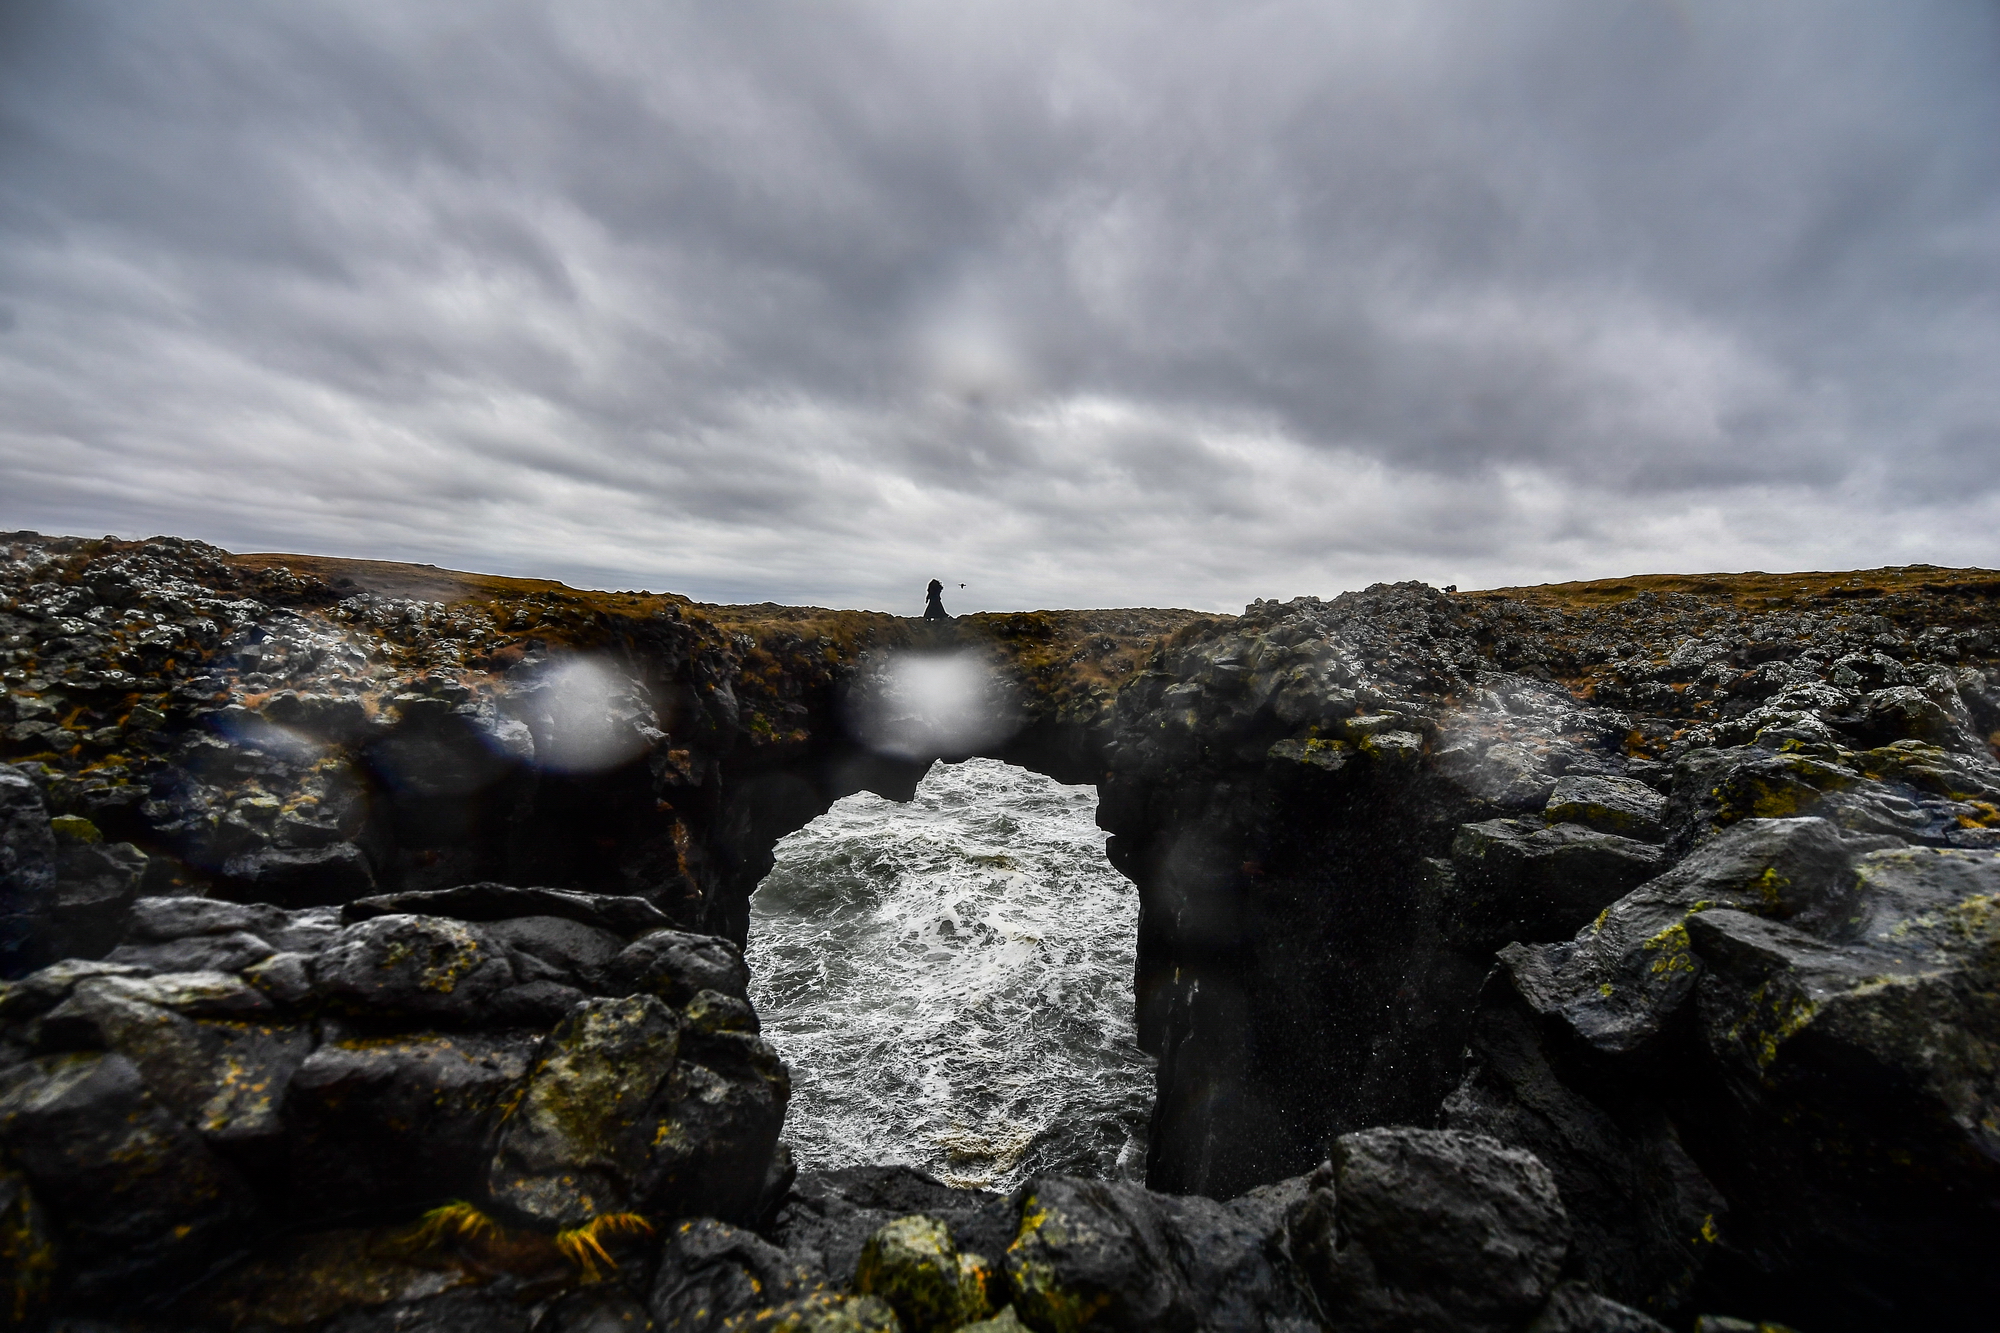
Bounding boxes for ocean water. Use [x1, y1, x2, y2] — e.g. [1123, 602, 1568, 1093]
[745, 757, 1154, 1191]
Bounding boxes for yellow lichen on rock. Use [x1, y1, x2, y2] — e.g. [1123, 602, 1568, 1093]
[0, 1169, 55, 1327]
[855, 1214, 993, 1332]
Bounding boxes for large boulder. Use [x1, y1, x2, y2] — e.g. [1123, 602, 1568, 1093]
[854, 1214, 995, 1332]
[346, 883, 676, 937]
[36, 972, 311, 1143]
[1002, 1174, 1320, 1332]
[647, 1217, 826, 1332]
[1542, 776, 1668, 842]
[486, 994, 686, 1228]
[1448, 814, 2000, 1327]
[1448, 819, 1666, 951]
[313, 914, 518, 1023]
[610, 929, 752, 1005]
[0, 1051, 254, 1303]
[486, 990, 786, 1230]
[1289, 1127, 1569, 1333]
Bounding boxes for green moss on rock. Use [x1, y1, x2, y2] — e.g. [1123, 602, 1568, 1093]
[854, 1215, 993, 1332]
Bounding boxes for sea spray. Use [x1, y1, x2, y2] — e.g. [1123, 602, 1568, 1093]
[746, 757, 1153, 1190]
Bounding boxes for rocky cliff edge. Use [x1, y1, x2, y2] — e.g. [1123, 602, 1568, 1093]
[4, 531, 2000, 1332]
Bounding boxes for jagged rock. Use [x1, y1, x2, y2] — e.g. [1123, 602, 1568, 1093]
[1542, 776, 1668, 842]
[1003, 1174, 1320, 1332]
[486, 995, 684, 1228]
[346, 884, 675, 937]
[1662, 748, 1863, 855]
[643, 1027, 791, 1225]
[313, 915, 516, 1023]
[646, 1218, 825, 1332]
[1289, 1127, 1568, 1333]
[1859, 685, 1965, 748]
[683, 988, 760, 1037]
[958, 1309, 1029, 1333]
[1450, 812, 2000, 1326]
[0, 766, 57, 977]
[222, 843, 378, 907]
[0, 958, 150, 1020]
[609, 929, 752, 1005]
[770, 1167, 1016, 1288]
[484, 916, 625, 992]
[1492, 817, 1857, 1056]
[1454, 740, 1560, 810]
[286, 1031, 538, 1222]
[35, 975, 308, 1143]
[0, 1052, 254, 1302]
[1448, 819, 1666, 950]
[853, 1215, 994, 1332]
[126, 895, 343, 952]
[242, 949, 314, 1004]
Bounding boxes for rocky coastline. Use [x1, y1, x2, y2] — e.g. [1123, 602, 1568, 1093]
[3, 530, 1997, 1331]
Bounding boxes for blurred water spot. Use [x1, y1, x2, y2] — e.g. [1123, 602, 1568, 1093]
[747, 757, 1152, 1190]
[530, 657, 652, 773]
[848, 650, 1018, 760]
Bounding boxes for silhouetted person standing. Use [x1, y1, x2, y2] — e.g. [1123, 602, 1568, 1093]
[923, 578, 950, 621]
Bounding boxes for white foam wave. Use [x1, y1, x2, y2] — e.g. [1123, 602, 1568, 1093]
[746, 757, 1153, 1190]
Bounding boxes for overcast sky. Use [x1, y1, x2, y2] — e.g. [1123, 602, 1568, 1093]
[2, 1, 1996, 613]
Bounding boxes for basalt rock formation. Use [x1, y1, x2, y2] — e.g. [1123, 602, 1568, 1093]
[4, 530, 2000, 1331]
[1096, 569, 2000, 1329]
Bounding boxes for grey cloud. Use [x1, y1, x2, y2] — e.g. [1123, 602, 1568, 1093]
[2, 0, 1998, 614]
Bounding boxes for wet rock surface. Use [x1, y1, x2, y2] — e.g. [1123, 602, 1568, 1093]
[1095, 569, 2000, 1328]
[6, 531, 2000, 1329]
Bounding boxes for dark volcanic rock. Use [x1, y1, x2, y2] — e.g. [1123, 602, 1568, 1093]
[345, 883, 675, 936]
[486, 994, 687, 1228]
[313, 914, 517, 1023]
[1, 765, 58, 975]
[1448, 814, 2000, 1327]
[285, 1030, 538, 1222]
[1541, 776, 1668, 842]
[772, 1166, 1018, 1287]
[647, 1217, 826, 1331]
[1289, 1127, 1568, 1333]
[0, 886, 791, 1321]
[222, 843, 378, 907]
[0, 1051, 254, 1302]
[1003, 1173, 1321, 1332]
[9, 532, 2000, 1329]
[1447, 818, 1666, 951]
[609, 927, 753, 1005]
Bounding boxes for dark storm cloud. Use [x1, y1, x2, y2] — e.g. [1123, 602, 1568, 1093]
[2, 0, 1997, 611]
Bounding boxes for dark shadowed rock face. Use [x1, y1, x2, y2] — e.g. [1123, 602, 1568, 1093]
[1090, 574, 2000, 1328]
[1289, 1127, 1569, 1333]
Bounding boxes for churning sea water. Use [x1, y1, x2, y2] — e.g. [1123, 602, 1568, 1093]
[745, 757, 1154, 1191]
